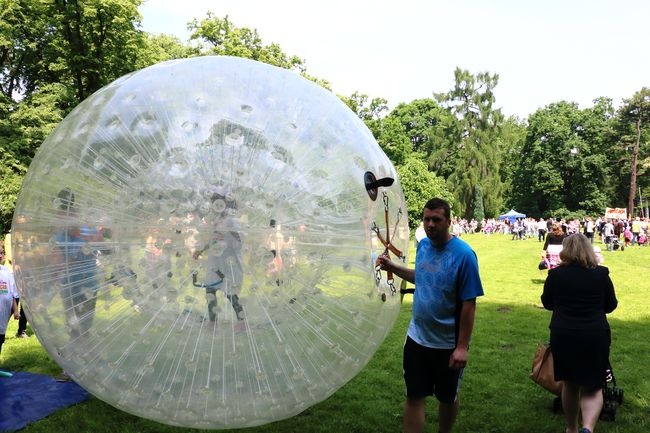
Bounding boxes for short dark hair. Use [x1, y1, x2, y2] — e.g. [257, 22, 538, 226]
[423, 198, 451, 219]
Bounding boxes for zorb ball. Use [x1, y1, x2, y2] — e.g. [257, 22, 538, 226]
[11, 56, 409, 429]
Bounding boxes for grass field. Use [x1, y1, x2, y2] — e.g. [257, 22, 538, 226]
[3, 233, 649, 433]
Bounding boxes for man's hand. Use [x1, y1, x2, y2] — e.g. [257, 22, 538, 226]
[375, 253, 392, 271]
[449, 346, 468, 370]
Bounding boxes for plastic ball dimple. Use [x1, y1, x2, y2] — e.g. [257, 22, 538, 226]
[11, 56, 408, 429]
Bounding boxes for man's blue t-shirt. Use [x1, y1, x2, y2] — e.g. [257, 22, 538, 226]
[407, 236, 484, 349]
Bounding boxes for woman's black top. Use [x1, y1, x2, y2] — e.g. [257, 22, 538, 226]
[543, 233, 566, 250]
[541, 264, 617, 331]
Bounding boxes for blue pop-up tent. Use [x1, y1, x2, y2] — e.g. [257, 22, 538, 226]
[498, 209, 526, 223]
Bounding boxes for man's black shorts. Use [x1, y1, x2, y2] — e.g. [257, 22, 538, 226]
[403, 335, 462, 404]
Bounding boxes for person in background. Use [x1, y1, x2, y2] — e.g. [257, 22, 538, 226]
[414, 221, 426, 248]
[0, 255, 20, 357]
[2, 235, 28, 338]
[541, 233, 617, 433]
[583, 217, 595, 244]
[51, 188, 104, 339]
[542, 222, 567, 268]
[537, 217, 547, 242]
[602, 220, 615, 251]
[376, 198, 484, 433]
[631, 216, 642, 246]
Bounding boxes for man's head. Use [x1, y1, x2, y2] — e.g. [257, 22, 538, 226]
[56, 187, 77, 217]
[57, 187, 75, 209]
[421, 198, 452, 245]
[423, 198, 451, 219]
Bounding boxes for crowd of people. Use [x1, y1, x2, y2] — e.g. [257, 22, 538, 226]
[448, 215, 649, 247]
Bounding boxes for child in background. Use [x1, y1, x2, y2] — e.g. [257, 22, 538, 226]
[623, 227, 633, 248]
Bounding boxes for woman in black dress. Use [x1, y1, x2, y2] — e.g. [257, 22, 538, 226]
[541, 233, 618, 433]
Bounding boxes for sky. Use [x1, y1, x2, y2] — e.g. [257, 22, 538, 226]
[138, 0, 650, 119]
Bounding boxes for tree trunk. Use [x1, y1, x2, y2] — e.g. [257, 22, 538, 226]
[628, 117, 641, 217]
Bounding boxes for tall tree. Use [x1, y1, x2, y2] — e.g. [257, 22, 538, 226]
[435, 68, 504, 218]
[0, 0, 146, 104]
[616, 88, 650, 217]
[50, 0, 145, 101]
[0, 0, 51, 99]
[472, 184, 485, 223]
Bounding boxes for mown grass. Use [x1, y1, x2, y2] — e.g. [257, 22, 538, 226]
[2, 233, 649, 432]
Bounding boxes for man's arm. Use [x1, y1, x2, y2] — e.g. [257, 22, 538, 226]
[449, 298, 476, 370]
[11, 298, 19, 320]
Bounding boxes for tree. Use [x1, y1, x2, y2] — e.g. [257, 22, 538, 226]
[374, 115, 414, 166]
[496, 116, 527, 211]
[0, 0, 49, 99]
[0, 151, 25, 234]
[0, 0, 146, 104]
[134, 33, 198, 69]
[0, 0, 147, 231]
[435, 68, 504, 218]
[376, 98, 457, 168]
[616, 88, 650, 217]
[188, 13, 305, 72]
[51, 0, 146, 101]
[472, 184, 485, 222]
[396, 156, 454, 229]
[511, 101, 614, 217]
[187, 13, 335, 90]
[340, 91, 388, 138]
[8, 84, 69, 164]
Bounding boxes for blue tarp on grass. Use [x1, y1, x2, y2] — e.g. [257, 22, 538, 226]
[0, 372, 89, 432]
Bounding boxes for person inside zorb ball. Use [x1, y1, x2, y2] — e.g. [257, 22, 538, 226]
[11, 56, 409, 429]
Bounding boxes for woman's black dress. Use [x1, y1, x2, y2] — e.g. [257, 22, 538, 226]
[541, 264, 617, 389]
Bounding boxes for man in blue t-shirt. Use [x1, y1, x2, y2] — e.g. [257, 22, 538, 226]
[376, 197, 484, 433]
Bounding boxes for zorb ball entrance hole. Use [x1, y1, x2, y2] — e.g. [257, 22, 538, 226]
[12, 56, 409, 429]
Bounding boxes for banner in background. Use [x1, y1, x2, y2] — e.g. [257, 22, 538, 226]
[605, 207, 627, 220]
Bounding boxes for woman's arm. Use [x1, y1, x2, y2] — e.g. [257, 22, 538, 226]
[603, 273, 618, 313]
[541, 272, 555, 310]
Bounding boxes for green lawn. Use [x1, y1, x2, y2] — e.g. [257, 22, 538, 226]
[2, 233, 649, 432]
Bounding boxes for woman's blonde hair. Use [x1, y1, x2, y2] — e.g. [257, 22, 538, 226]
[551, 222, 564, 235]
[559, 233, 599, 268]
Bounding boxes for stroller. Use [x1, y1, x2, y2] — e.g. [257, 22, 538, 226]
[539, 244, 563, 270]
[607, 236, 624, 251]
